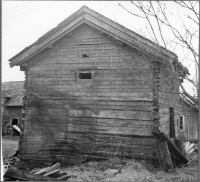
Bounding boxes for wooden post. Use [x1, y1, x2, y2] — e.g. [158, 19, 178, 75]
[152, 62, 160, 132]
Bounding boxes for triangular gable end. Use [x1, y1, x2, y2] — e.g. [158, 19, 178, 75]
[9, 5, 178, 68]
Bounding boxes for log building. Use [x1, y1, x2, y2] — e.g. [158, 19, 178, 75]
[8, 6, 191, 163]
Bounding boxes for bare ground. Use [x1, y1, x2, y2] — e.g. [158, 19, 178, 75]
[2, 136, 198, 182]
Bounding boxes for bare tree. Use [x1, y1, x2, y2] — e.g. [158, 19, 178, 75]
[117, 1, 199, 105]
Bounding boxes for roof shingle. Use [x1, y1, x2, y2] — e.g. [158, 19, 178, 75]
[2, 81, 24, 106]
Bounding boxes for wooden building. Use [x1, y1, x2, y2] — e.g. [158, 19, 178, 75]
[2, 81, 24, 136]
[8, 6, 189, 162]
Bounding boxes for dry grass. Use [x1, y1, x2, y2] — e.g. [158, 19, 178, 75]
[61, 157, 198, 182]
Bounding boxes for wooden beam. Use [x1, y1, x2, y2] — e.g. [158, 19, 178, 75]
[43, 169, 60, 176]
[161, 141, 173, 169]
[4, 168, 60, 181]
[156, 141, 173, 171]
[35, 163, 60, 175]
[57, 175, 71, 180]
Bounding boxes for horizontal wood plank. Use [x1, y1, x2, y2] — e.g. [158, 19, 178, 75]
[28, 68, 152, 77]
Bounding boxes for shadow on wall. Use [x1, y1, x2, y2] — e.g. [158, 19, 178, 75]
[25, 82, 98, 157]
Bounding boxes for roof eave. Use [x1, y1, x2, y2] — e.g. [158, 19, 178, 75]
[9, 14, 87, 68]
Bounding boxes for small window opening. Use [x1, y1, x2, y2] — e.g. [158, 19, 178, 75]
[179, 115, 184, 130]
[12, 118, 20, 136]
[180, 78, 184, 83]
[79, 73, 92, 79]
[12, 118, 19, 126]
[82, 54, 89, 57]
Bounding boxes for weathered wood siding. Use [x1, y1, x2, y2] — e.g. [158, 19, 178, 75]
[156, 63, 198, 143]
[179, 100, 198, 142]
[21, 24, 155, 162]
[158, 63, 180, 136]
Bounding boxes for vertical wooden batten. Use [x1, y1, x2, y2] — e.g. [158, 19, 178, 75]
[152, 61, 161, 132]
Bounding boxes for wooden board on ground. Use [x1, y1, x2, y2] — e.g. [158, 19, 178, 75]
[35, 162, 60, 175]
[4, 168, 60, 181]
[57, 175, 71, 180]
[43, 169, 60, 176]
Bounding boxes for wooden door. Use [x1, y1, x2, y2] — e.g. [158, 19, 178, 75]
[169, 107, 175, 138]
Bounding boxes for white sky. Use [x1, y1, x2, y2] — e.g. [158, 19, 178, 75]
[2, 1, 137, 82]
[2, 1, 198, 96]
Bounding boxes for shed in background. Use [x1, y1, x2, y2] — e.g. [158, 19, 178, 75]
[178, 96, 198, 142]
[2, 81, 24, 136]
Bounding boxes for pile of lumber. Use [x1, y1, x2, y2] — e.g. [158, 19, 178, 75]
[4, 162, 70, 181]
[184, 142, 198, 165]
[184, 142, 198, 156]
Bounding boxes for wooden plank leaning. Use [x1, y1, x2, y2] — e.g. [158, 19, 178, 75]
[152, 131, 188, 165]
[156, 141, 173, 171]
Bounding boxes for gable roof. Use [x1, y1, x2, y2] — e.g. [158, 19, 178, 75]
[9, 5, 187, 75]
[2, 81, 24, 106]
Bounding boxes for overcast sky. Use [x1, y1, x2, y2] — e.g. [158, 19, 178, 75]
[3, 1, 138, 82]
[2, 1, 198, 96]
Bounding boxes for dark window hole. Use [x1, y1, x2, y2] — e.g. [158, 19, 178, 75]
[82, 54, 89, 57]
[12, 119, 18, 125]
[79, 73, 92, 79]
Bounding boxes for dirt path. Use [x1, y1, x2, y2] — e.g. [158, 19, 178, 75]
[2, 136, 19, 157]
